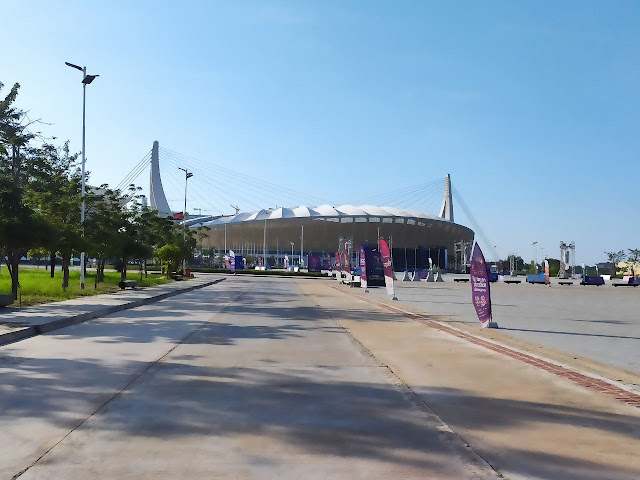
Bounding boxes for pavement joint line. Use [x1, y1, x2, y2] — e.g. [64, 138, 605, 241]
[329, 284, 640, 409]
[10, 281, 249, 480]
[0, 277, 226, 347]
[313, 300, 503, 478]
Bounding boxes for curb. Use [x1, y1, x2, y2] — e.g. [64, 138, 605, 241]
[0, 278, 225, 347]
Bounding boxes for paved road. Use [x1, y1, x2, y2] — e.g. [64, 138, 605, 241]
[364, 277, 640, 375]
[0, 276, 495, 479]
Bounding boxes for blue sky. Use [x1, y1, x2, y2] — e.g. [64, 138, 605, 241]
[4, 1, 639, 263]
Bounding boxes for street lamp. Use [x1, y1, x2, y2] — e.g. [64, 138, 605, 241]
[178, 167, 193, 273]
[290, 242, 295, 263]
[532, 241, 538, 266]
[65, 61, 99, 289]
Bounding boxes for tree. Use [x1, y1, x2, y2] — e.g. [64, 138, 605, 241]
[0, 81, 52, 298]
[85, 185, 128, 286]
[26, 142, 82, 288]
[128, 194, 175, 277]
[628, 249, 640, 263]
[604, 250, 626, 277]
[156, 244, 183, 274]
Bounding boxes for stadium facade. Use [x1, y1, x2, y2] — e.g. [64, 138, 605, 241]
[149, 142, 474, 269]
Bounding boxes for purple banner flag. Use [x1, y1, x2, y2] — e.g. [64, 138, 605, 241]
[229, 250, 236, 273]
[470, 243, 492, 326]
[379, 238, 395, 296]
[343, 248, 351, 273]
[359, 246, 367, 288]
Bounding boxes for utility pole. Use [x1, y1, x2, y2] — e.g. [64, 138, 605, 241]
[65, 61, 99, 289]
[178, 167, 193, 273]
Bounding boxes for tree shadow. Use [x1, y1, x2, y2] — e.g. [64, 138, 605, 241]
[2, 277, 639, 479]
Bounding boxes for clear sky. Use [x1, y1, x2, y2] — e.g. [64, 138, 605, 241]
[4, 1, 639, 264]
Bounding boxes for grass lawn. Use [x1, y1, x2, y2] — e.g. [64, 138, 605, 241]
[0, 267, 172, 307]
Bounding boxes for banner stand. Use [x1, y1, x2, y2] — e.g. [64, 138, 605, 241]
[471, 243, 498, 329]
[379, 238, 398, 300]
[544, 259, 550, 287]
[359, 246, 369, 293]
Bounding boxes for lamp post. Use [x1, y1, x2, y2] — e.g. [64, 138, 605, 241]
[532, 241, 538, 267]
[290, 242, 294, 263]
[178, 167, 193, 273]
[65, 62, 99, 289]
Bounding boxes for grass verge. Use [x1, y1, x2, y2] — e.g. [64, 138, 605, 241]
[0, 267, 172, 307]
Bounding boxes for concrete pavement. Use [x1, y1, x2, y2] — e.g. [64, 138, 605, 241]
[3, 275, 639, 479]
[361, 277, 640, 378]
[1, 276, 497, 479]
[300, 280, 640, 480]
[0, 275, 223, 346]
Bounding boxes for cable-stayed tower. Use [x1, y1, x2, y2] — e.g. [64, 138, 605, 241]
[439, 173, 454, 222]
[149, 141, 173, 216]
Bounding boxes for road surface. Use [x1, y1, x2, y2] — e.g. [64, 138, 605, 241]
[1, 275, 639, 479]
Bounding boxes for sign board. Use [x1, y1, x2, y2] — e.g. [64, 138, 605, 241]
[308, 254, 322, 272]
[361, 244, 385, 287]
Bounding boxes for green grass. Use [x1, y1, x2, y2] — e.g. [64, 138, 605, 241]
[0, 267, 172, 307]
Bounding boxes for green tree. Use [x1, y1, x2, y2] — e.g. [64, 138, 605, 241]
[85, 185, 128, 285]
[26, 142, 82, 288]
[604, 250, 626, 278]
[0, 81, 52, 298]
[156, 244, 183, 274]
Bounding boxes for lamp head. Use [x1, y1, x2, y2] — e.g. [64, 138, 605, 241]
[65, 62, 83, 71]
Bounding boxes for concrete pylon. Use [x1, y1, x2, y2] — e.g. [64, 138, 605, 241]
[439, 173, 454, 222]
[149, 141, 173, 217]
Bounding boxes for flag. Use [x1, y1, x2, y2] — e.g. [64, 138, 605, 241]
[470, 243, 492, 326]
[544, 259, 550, 285]
[379, 238, 395, 296]
[359, 246, 367, 289]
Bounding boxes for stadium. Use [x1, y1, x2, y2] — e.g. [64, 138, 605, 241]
[144, 142, 475, 271]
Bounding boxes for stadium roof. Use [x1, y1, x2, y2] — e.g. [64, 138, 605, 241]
[184, 204, 454, 227]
